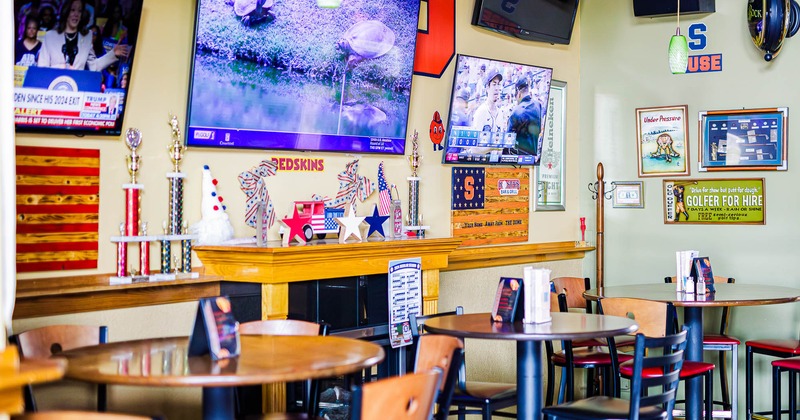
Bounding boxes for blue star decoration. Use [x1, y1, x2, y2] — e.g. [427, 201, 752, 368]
[364, 204, 390, 238]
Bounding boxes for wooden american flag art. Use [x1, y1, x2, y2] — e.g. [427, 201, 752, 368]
[451, 167, 529, 246]
[16, 146, 100, 272]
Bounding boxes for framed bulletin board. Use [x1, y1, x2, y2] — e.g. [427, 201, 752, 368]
[662, 178, 765, 224]
[698, 107, 788, 171]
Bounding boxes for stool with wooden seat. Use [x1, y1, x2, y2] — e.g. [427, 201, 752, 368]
[410, 307, 517, 420]
[237, 319, 328, 418]
[599, 297, 715, 420]
[9, 325, 108, 413]
[542, 327, 689, 420]
[666, 275, 739, 419]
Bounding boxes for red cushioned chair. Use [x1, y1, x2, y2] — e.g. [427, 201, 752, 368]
[746, 337, 800, 420]
[666, 276, 739, 419]
[599, 297, 714, 420]
[771, 356, 800, 420]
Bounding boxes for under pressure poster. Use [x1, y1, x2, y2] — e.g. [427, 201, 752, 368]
[663, 179, 765, 224]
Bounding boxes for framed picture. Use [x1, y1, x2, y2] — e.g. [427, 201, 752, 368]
[698, 107, 788, 171]
[662, 178, 765, 224]
[635, 105, 690, 177]
[534, 80, 566, 211]
[612, 181, 644, 208]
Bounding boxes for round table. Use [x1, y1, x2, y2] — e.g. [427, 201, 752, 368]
[423, 312, 639, 420]
[584, 283, 800, 420]
[59, 335, 385, 419]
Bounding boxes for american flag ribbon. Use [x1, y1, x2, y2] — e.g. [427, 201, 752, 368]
[16, 146, 99, 272]
[377, 161, 392, 216]
[238, 159, 278, 228]
[331, 159, 374, 210]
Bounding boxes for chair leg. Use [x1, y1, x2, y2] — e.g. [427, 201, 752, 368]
[482, 404, 491, 420]
[558, 367, 567, 404]
[747, 346, 754, 420]
[565, 365, 575, 401]
[732, 344, 739, 420]
[98, 384, 107, 412]
[774, 366, 782, 420]
[546, 360, 555, 406]
[719, 348, 731, 411]
[457, 404, 466, 420]
[790, 370, 797, 420]
[705, 371, 713, 420]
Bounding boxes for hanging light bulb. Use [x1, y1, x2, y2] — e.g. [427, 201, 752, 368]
[668, 0, 689, 74]
[317, 0, 342, 7]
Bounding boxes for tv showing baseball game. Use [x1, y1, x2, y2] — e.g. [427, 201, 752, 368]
[185, 0, 421, 155]
[13, 0, 142, 136]
[441, 54, 553, 166]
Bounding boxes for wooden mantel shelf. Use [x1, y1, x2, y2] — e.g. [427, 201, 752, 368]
[194, 236, 463, 283]
[445, 241, 595, 272]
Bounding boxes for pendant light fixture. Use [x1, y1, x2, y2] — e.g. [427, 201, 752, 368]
[668, 0, 689, 74]
[317, 0, 342, 7]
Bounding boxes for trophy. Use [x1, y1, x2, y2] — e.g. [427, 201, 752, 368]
[153, 114, 198, 281]
[110, 128, 153, 284]
[405, 130, 429, 237]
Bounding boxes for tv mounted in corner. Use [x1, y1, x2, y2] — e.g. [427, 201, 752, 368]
[441, 54, 553, 166]
[472, 0, 580, 45]
[185, 0, 421, 155]
[13, 0, 143, 136]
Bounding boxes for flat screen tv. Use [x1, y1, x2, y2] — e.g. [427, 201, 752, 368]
[441, 54, 553, 166]
[185, 0, 421, 155]
[472, 0, 580, 45]
[13, 0, 143, 136]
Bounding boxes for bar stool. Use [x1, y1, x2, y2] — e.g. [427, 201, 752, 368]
[771, 356, 800, 420]
[746, 338, 800, 420]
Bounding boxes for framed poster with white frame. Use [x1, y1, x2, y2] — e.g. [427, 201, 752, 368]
[635, 105, 690, 177]
[534, 80, 566, 211]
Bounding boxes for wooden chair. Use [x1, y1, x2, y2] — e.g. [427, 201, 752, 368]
[414, 334, 464, 420]
[237, 319, 328, 418]
[599, 297, 714, 420]
[410, 307, 517, 420]
[9, 325, 108, 413]
[666, 275, 739, 419]
[542, 327, 688, 420]
[350, 369, 441, 420]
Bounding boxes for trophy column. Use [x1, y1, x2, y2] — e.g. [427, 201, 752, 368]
[404, 130, 429, 237]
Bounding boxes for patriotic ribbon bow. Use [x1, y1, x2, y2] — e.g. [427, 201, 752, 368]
[238, 159, 278, 228]
[329, 159, 375, 210]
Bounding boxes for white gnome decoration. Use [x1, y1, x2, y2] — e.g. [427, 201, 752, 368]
[190, 165, 235, 245]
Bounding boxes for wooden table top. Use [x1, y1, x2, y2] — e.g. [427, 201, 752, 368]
[423, 312, 638, 341]
[59, 335, 385, 387]
[584, 283, 800, 307]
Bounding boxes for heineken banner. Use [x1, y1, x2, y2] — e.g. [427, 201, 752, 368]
[663, 179, 765, 224]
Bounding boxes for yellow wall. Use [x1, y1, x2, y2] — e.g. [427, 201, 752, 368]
[12, 0, 584, 418]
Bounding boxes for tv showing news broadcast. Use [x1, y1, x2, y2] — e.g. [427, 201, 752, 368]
[442, 54, 553, 166]
[13, 0, 142, 136]
[186, 0, 421, 155]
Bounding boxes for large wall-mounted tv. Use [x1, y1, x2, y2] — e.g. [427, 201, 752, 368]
[441, 54, 553, 166]
[472, 0, 580, 45]
[185, 0, 421, 155]
[13, 0, 142, 136]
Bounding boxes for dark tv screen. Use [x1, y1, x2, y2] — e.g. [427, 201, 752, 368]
[13, 0, 142, 136]
[442, 54, 553, 166]
[472, 0, 579, 45]
[186, 0, 421, 155]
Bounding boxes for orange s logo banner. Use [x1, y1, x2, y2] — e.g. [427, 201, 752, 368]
[413, 0, 456, 78]
[464, 176, 475, 200]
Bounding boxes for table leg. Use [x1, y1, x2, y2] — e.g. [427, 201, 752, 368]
[203, 386, 235, 420]
[518, 340, 543, 420]
[685, 306, 703, 420]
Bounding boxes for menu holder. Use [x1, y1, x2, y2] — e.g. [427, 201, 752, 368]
[690, 256, 716, 293]
[188, 296, 241, 360]
[491, 277, 525, 323]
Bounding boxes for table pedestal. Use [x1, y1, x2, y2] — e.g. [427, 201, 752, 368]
[518, 340, 543, 420]
[684, 306, 703, 420]
[203, 387, 235, 420]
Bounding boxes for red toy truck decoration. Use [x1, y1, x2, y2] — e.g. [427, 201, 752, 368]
[280, 200, 344, 241]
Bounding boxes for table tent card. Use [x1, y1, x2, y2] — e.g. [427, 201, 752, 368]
[691, 257, 716, 293]
[522, 267, 552, 324]
[675, 250, 699, 293]
[491, 277, 524, 323]
[188, 296, 240, 360]
[388, 257, 422, 349]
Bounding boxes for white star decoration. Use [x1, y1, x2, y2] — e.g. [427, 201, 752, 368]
[336, 204, 366, 243]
